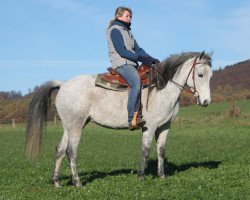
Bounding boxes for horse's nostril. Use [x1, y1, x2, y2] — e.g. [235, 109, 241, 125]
[203, 100, 208, 107]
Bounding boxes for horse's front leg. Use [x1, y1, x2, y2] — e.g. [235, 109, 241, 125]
[138, 126, 155, 180]
[155, 124, 170, 179]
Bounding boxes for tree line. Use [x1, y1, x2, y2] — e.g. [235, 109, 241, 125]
[1, 86, 249, 124]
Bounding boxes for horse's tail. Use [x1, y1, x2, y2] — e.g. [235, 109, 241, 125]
[25, 80, 62, 159]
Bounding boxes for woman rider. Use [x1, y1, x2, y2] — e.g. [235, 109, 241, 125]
[106, 6, 159, 130]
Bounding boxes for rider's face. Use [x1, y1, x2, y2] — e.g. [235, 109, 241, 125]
[117, 10, 132, 23]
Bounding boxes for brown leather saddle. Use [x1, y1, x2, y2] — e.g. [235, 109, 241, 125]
[95, 64, 151, 91]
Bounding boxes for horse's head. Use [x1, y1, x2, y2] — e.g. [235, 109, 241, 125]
[156, 51, 213, 107]
[185, 51, 213, 107]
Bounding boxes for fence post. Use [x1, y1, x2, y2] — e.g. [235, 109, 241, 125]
[12, 118, 16, 128]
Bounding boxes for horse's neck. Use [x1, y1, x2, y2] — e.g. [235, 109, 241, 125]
[143, 59, 194, 112]
[155, 60, 193, 105]
[172, 58, 194, 87]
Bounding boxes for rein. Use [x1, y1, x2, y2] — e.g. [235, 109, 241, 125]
[151, 57, 201, 97]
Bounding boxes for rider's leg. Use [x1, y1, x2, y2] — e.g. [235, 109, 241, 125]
[116, 64, 145, 128]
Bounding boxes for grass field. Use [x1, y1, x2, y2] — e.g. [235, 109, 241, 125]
[0, 100, 249, 199]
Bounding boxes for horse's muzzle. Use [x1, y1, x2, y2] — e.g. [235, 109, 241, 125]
[197, 98, 209, 107]
[202, 100, 208, 107]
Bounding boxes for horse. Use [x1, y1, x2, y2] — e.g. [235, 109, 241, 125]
[25, 51, 213, 188]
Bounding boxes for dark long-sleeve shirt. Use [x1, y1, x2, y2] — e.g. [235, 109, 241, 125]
[110, 28, 150, 62]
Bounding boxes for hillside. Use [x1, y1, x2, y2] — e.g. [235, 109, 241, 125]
[208, 59, 250, 103]
[211, 60, 250, 90]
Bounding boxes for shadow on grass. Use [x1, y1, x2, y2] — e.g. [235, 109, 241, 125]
[60, 160, 221, 185]
[146, 159, 222, 177]
[60, 169, 134, 186]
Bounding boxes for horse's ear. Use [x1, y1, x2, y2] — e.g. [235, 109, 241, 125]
[208, 51, 214, 57]
[199, 51, 205, 59]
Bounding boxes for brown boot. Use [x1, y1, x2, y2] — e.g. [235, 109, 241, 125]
[129, 112, 146, 130]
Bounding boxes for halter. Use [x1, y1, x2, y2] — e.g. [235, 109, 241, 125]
[152, 56, 201, 98]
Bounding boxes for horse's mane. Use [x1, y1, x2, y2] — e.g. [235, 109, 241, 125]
[155, 52, 212, 89]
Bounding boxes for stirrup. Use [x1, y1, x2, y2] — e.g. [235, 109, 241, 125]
[129, 112, 146, 130]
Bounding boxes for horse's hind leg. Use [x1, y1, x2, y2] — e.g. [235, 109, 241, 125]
[67, 127, 83, 187]
[52, 129, 68, 188]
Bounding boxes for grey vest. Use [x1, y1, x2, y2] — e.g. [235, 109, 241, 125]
[107, 24, 137, 69]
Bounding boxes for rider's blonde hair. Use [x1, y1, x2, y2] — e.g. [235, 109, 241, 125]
[107, 6, 133, 31]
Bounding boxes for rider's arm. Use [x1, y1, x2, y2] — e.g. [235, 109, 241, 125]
[111, 29, 158, 66]
[134, 40, 150, 57]
[110, 28, 138, 61]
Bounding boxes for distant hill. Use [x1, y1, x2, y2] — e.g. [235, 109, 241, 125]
[211, 60, 250, 90]
[208, 59, 250, 103]
[180, 59, 250, 106]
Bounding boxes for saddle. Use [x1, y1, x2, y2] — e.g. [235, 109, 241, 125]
[95, 64, 151, 91]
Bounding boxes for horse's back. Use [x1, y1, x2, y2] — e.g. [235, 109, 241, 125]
[55, 74, 128, 128]
[55, 75, 96, 122]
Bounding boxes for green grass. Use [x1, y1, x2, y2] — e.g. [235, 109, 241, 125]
[0, 100, 249, 199]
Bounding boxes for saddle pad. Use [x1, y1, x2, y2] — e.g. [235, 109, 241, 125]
[95, 74, 128, 91]
[95, 64, 152, 91]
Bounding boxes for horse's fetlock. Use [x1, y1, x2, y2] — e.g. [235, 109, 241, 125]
[137, 170, 145, 180]
[158, 146, 165, 156]
[142, 147, 150, 158]
[52, 174, 60, 182]
[158, 170, 165, 178]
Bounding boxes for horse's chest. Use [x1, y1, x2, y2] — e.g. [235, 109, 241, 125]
[157, 101, 180, 125]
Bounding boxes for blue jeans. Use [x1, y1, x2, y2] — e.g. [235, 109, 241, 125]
[116, 64, 141, 122]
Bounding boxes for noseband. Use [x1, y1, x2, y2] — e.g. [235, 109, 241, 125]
[152, 56, 201, 98]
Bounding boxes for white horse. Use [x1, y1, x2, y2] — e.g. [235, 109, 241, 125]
[25, 51, 213, 187]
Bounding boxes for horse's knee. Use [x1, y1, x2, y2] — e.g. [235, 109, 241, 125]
[142, 146, 151, 158]
[55, 145, 66, 159]
[66, 146, 74, 158]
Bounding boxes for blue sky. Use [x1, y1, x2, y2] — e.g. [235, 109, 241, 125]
[0, 0, 250, 94]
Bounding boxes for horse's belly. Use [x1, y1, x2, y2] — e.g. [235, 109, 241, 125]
[89, 88, 129, 128]
[90, 101, 128, 128]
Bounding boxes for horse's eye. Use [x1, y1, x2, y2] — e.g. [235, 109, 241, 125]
[198, 74, 203, 78]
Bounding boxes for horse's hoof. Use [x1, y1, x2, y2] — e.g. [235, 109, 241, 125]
[74, 181, 83, 188]
[76, 183, 83, 188]
[138, 175, 145, 181]
[160, 175, 166, 180]
[72, 177, 83, 188]
[54, 182, 62, 188]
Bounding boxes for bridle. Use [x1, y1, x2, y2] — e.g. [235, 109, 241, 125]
[183, 56, 201, 97]
[152, 56, 201, 98]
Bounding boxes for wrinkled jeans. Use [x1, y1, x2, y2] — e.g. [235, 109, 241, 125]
[116, 64, 141, 122]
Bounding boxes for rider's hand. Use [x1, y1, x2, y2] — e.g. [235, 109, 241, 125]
[152, 59, 160, 64]
[138, 55, 159, 67]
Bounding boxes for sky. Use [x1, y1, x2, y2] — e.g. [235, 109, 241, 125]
[0, 0, 250, 94]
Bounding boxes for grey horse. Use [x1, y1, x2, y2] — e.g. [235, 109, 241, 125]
[25, 51, 213, 187]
